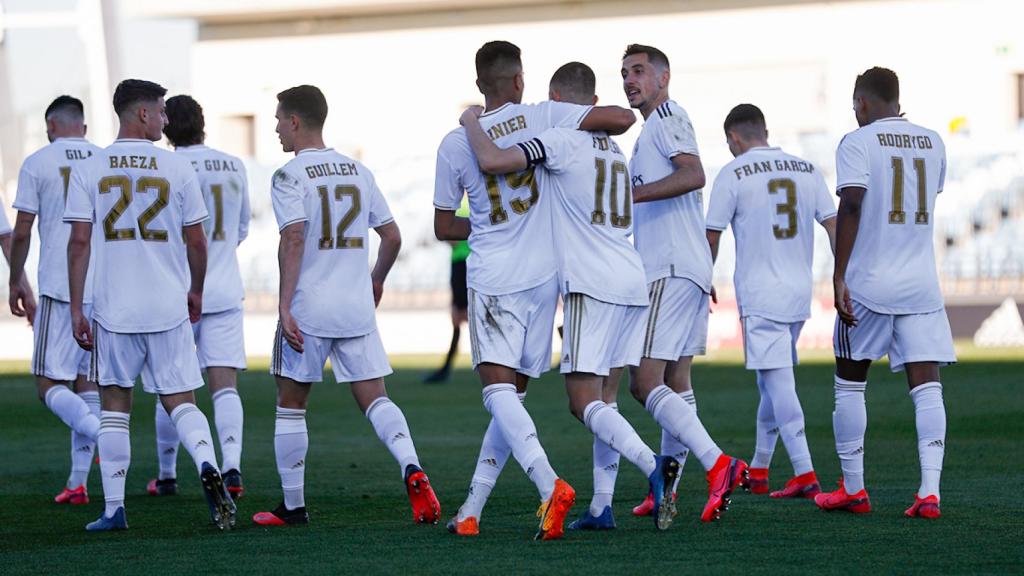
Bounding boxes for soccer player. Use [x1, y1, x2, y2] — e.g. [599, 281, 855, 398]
[815, 67, 953, 518]
[433, 41, 635, 539]
[621, 44, 749, 523]
[7, 95, 101, 505]
[65, 79, 236, 531]
[459, 61, 680, 532]
[705, 104, 837, 499]
[145, 95, 251, 499]
[252, 85, 439, 527]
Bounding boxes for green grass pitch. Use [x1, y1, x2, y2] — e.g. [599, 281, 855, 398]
[1, 350, 1021, 575]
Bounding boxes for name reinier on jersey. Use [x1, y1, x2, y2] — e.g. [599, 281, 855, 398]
[176, 145, 250, 313]
[63, 139, 209, 333]
[835, 117, 946, 315]
[630, 100, 713, 291]
[271, 148, 393, 339]
[433, 101, 593, 296]
[13, 137, 101, 303]
[706, 147, 836, 322]
[521, 128, 647, 306]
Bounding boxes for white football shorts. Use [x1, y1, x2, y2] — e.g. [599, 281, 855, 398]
[467, 276, 559, 379]
[833, 300, 957, 372]
[742, 316, 804, 370]
[193, 306, 246, 370]
[92, 319, 205, 395]
[560, 293, 647, 376]
[642, 277, 709, 361]
[32, 296, 91, 381]
[271, 325, 392, 384]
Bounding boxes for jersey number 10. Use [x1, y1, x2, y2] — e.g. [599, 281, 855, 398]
[591, 158, 631, 228]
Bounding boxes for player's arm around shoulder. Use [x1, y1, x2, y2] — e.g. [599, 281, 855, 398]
[459, 106, 529, 175]
[577, 105, 635, 136]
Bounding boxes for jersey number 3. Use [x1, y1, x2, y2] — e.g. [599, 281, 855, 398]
[768, 178, 797, 239]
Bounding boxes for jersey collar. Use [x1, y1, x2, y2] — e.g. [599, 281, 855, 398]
[296, 147, 334, 155]
[872, 116, 907, 125]
[480, 102, 513, 118]
[113, 138, 154, 144]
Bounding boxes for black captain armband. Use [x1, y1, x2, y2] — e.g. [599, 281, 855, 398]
[516, 138, 547, 167]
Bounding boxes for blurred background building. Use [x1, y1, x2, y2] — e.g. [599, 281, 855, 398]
[2, 0, 1023, 358]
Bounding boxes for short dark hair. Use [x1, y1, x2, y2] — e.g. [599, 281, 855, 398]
[549, 62, 596, 105]
[854, 67, 899, 103]
[277, 85, 328, 130]
[45, 95, 84, 122]
[475, 41, 522, 94]
[112, 79, 167, 116]
[163, 95, 205, 147]
[622, 44, 670, 70]
[723, 103, 767, 136]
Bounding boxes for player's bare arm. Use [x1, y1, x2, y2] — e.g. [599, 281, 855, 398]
[578, 105, 636, 136]
[277, 221, 305, 352]
[183, 222, 207, 323]
[371, 220, 402, 308]
[821, 216, 838, 256]
[67, 221, 92, 350]
[706, 229, 723, 264]
[433, 209, 471, 241]
[833, 187, 865, 326]
[632, 153, 705, 203]
[460, 108, 529, 175]
[5, 212, 37, 323]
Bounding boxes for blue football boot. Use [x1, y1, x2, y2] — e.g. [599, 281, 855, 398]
[649, 455, 681, 530]
[85, 507, 128, 531]
[568, 505, 616, 530]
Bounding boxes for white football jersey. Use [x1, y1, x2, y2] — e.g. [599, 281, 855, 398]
[176, 145, 250, 313]
[271, 148, 393, 339]
[630, 100, 713, 291]
[63, 139, 208, 333]
[433, 101, 592, 296]
[521, 128, 647, 306]
[835, 117, 946, 314]
[13, 137, 101, 302]
[706, 146, 836, 322]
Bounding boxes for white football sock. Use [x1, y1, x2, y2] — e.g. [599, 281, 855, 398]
[583, 400, 656, 477]
[666, 390, 697, 493]
[155, 401, 179, 480]
[169, 403, 218, 475]
[833, 376, 867, 494]
[365, 397, 420, 476]
[645, 385, 722, 470]
[45, 386, 99, 440]
[910, 382, 945, 499]
[97, 411, 130, 517]
[460, 418, 513, 521]
[67, 391, 100, 488]
[275, 406, 307, 510]
[213, 388, 244, 473]
[752, 371, 779, 469]
[762, 368, 813, 476]
[482, 383, 556, 501]
[590, 402, 620, 516]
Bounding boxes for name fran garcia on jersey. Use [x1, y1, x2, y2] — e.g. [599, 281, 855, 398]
[732, 158, 814, 181]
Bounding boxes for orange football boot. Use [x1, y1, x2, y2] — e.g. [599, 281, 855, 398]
[535, 479, 575, 541]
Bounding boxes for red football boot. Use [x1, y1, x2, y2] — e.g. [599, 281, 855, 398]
[905, 494, 940, 519]
[54, 485, 89, 505]
[405, 465, 441, 524]
[770, 471, 821, 499]
[814, 478, 871, 514]
[701, 454, 749, 522]
[748, 468, 769, 495]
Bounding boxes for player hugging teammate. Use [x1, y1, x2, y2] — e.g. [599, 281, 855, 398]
[8, 43, 950, 536]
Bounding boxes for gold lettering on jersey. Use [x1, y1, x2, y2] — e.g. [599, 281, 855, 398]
[304, 162, 359, 179]
[108, 155, 159, 170]
[204, 159, 240, 172]
[486, 116, 528, 141]
[65, 149, 92, 160]
[733, 159, 814, 180]
[875, 133, 933, 150]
